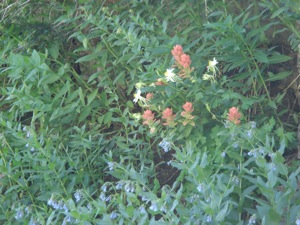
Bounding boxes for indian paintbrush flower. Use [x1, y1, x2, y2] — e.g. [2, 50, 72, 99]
[162, 108, 176, 126]
[181, 102, 195, 126]
[227, 107, 241, 124]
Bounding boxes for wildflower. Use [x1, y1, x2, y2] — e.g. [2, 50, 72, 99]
[133, 89, 147, 105]
[142, 110, 156, 126]
[101, 184, 107, 192]
[180, 54, 191, 68]
[107, 162, 114, 171]
[105, 195, 111, 202]
[248, 214, 256, 224]
[25, 143, 29, 148]
[146, 93, 153, 100]
[296, 219, 300, 225]
[182, 102, 194, 112]
[197, 184, 204, 193]
[162, 108, 176, 126]
[141, 196, 148, 202]
[139, 205, 147, 214]
[227, 107, 241, 124]
[221, 152, 226, 157]
[15, 208, 24, 220]
[30, 147, 34, 152]
[209, 57, 218, 67]
[164, 68, 180, 82]
[110, 211, 117, 220]
[249, 121, 256, 128]
[149, 202, 158, 212]
[206, 215, 212, 222]
[159, 139, 171, 152]
[181, 102, 195, 126]
[171, 45, 183, 62]
[116, 181, 123, 190]
[99, 192, 106, 201]
[246, 130, 253, 139]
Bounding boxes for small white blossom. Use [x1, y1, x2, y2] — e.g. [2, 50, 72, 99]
[164, 68, 180, 82]
[209, 57, 218, 67]
[295, 219, 300, 225]
[133, 89, 148, 105]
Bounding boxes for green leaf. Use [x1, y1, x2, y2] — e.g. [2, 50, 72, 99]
[75, 53, 98, 63]
[78, 87, 85, 105]
[216, 202, 229, 221]
[271, 7, 287, 19]
[103, 111, 112, 125]
[254, 50, 268, 63]
[31, 50, 41, 66]
[83, 37, 88, 49]
[87, 89, 98, 105]
[268, 54, 291, 64]
[200, 152, 208, 168]
[266, 71, 292, 81]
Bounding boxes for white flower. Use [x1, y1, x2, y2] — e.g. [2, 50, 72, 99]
[295, 219, 300, 225]
[209, 57, 218, 67]
[133, 89, 147, 105]
[164, 68, 180, 82]
[207, 57, 218, 75]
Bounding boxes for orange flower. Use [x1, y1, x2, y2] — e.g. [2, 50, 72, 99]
[146, 93, 153, 100]
[142, 110, 156, 126]
[162, 108, 176, 126]
[227, 107, 241, 124]
[179, 54, 191, 68]
[181, 102, 195, 126]
[182, 102, 194, 113]
[171, 45, 183, 62]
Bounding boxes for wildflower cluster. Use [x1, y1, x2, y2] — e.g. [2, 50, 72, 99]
[141, 101, 195, 133]
[171, 45, 193, 78]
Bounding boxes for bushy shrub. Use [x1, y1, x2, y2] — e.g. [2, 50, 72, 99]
[0, 0, 299, 224]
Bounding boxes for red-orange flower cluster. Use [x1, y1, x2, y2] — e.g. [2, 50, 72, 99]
[162, 108, 176, 126]
[181, 102, 195, 126]
[227, 107, 241, 124]
[146, 93, 153, 101]
[171, 45, 191, 68]
[142, 110, 156, 126]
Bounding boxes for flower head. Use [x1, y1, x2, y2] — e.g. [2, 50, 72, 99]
[227, 107, 241, 124]
[142, 110, 156, 126]
[182, 102, 194, 113]
[164, 68, 180, 82]
[181, 102, 195, 126]
[162, 108, 176, 126]
[179, 54, 191, 68]
[133, 89, 147, 105]
[207, 57, 218, 75]
[171, 45, 183, 62]
[146, 93, 153, 100]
